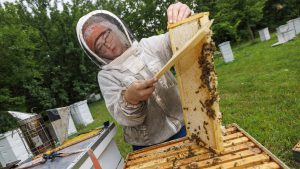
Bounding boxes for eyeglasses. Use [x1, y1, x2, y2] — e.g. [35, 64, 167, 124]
[94, 29, 112, 55]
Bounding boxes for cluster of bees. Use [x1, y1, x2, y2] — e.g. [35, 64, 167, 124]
[198, 41, 219, 120]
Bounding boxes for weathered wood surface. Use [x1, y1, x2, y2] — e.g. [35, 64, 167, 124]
[167, 12, 223, 152]
[124, 124, 289, 169]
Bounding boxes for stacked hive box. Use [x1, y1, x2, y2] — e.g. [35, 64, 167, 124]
[124, 124, 288, 169]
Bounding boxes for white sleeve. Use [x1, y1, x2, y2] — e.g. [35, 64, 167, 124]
[97, 71, 147, 127]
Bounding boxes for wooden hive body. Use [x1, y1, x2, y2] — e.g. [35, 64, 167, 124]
[124, 124, 289, 168]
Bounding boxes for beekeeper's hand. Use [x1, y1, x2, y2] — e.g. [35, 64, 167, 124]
[167, 2, 192, 24]
[124, 78, 157, 105]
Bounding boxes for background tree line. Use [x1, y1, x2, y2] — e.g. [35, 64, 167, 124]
[0, 0, 299, 113]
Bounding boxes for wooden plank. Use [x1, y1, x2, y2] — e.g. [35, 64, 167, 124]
[143, 142, 256, 169]
[233, 123, 290, 169]
[167, 13, 208, 29]
[125, 123, 288, 169]
[127, 138, 190, 160]
[128, 148, 261, 169]
[203, 154, 270, 169]
[223, 132, 244, 140]
[126, 145, 200, 166]
[127, 138, 256, 168]
[154, 20, 211, 79]
[225, 126, 238, 134]
[127, 131, 251, 166]
[127, 131, 253, 165]
[223, 137, 249, 147]
[246, 162, 281, 169]
[221, 142, 255, 155]
[168, 12, 224, 153]
[178, 148, 262, 169]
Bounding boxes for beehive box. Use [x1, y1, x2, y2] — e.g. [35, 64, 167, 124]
[124, 124, 289, 169]
[293, 140, 300, 162]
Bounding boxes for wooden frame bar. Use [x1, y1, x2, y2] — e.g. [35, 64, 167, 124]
[124, 123, 289, 169]
[168, 12, 223, 152]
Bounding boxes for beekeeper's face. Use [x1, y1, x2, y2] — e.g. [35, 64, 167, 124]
[83, 23, 127, 60]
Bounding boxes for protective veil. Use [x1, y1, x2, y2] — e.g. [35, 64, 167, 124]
[76, 10, 184, 146]
[76, 10, 135, 68]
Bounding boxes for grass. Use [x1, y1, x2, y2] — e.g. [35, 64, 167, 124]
[215, 34, 300, 168]
[82, 34, 300, 168]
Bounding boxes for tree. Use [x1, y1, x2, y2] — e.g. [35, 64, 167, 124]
[214, 0, 266, 42]
[0, 2, 39, 110]
[261, 0, 300, 30]
[0, 0, 101, 111]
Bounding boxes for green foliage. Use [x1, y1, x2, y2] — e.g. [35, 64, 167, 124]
[261, 0, 300, 30]
[212, 21, 240, 43]
[0, 111, 19, 133]
[0, 89, 25, 110]
[214, 0, 266, 42]
[0, 0, 99, 111]
[0, 3, 39, 110]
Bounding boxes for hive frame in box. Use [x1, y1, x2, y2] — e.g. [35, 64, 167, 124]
[124, 123, 289, 169]
[167, 12, 223, 153]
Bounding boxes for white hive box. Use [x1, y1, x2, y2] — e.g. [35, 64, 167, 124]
[18, 123, 124, 169]
[218, 41, 234, 63]
[286, 20, 296, 39]
[273, 24, 294, 46]
[67, 112, 77, 136]
[279, 24, 295, 41]
[276, 25, 288, 43]
[0, 129, 32, 167]
[70, 100, 94, 126]
[278, 25, 290, 42]
[258, 27, 271, 41]
[293, 17, 300, 34]
[54, 107, 77, 136]
[87, 93, 102, 102]
[46, 107, 77, 145]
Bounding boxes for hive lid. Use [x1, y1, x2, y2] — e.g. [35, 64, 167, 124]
[8, 111, 36, 120]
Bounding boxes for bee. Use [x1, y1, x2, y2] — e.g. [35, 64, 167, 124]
[199, 100, 205, 107]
